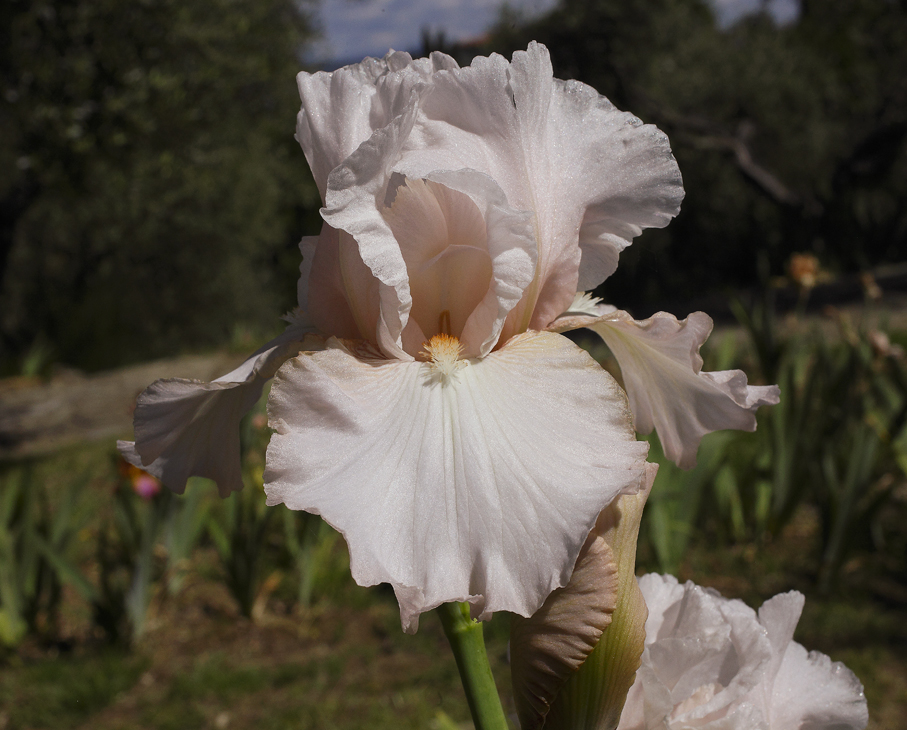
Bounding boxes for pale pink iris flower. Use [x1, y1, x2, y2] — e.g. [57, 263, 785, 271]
[119, 43, 778, 631]
[618, 575, 868, 730]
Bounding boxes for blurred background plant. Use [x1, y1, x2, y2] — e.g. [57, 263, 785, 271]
[205, 406, 285, 620]
[633, 297, 907, 593]
[0, 462, 92, 649]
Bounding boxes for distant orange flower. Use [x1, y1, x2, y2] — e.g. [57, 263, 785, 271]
[788, 253, 819, 289]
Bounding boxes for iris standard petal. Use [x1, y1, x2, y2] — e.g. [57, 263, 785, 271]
[296, 57, 388, 199]
[424, 169, 537, 357]
[118, 326, 321, 496]
[264, 330, 648, 632]
[384, 176, 495, 348]
[396, 42, 683, 334]
[551, 310, 780, 469]
[382, 171, 537, 357]
[321, 89, 425, 359]
[296, 50, 458, 198]
[302, 223, 380, 341]
[297, 51, 464, 348]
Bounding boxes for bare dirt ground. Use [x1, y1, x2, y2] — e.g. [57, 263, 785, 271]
[0, 352, 245, 460]
[2, 547, 503, 730]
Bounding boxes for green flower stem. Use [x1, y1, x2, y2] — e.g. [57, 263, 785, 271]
[437, 602, 509, 730]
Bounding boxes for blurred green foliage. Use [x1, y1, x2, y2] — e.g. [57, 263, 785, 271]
[0, 462, 91, 646]
[635, 304, 907, 592]
[0, 0, 320, 372]
[483, 0, 907, 312]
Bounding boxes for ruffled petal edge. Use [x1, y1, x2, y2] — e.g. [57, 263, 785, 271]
[550, 309, 779, 468]
[118, 325, 322, 496]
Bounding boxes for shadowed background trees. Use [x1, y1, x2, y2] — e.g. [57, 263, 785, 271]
[484, 0, 907, 313]
[0, 0, 318, 372]
[1, 0, 905, 373]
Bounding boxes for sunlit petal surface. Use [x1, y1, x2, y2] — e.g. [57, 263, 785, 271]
[308, 43, 681, 354]
[265, 331, 648, 631]
[618, 575, 868, 730]
[757, 593, 868, 730]
[394, 43, 683, 334]
[295, 51, 457, 199]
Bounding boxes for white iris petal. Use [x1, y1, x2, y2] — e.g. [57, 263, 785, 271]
[265, 331, 648, 632]
[119, 42, 779, 638]
[617, 576, 868, 730]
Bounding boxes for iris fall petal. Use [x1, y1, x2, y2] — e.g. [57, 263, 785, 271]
[264, 330, 648, 632]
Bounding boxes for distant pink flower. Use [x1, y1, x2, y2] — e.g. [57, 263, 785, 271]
[119, 459, 162, 501]
[132, 473, 161, 501]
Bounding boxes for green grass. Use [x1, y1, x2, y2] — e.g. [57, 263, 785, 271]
[0, 650, 149, 729]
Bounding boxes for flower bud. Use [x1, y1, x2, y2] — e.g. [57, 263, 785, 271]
[511, 464, 656, 730]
